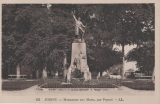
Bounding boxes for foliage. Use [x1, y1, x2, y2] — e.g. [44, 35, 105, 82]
[72, 69, 84, 78]
[2, 4, 72, 74]
[125, 40, 154, 73]
[88, 46, 122, 74]
[2, 4, 154, 79]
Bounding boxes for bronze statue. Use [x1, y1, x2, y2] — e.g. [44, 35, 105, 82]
[72, 11, 86, 41]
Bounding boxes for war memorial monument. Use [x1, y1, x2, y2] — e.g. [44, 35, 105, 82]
[62, 11, 91, 84]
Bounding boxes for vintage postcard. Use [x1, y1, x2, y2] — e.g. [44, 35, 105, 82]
[0, 0, 160, 104]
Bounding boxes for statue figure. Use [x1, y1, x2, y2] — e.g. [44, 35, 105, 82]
[73, 58, 78, 68]
[72, 11, 86, 41]
[78, 51, 83, 70]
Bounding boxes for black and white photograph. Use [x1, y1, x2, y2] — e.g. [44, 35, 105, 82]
[0, 0, 160, 104]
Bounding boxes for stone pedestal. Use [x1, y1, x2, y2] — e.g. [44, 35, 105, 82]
[70, 42, 89, 72]
[68, 41, 91, 82]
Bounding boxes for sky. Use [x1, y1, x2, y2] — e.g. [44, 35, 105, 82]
[113, 44, 138, 71]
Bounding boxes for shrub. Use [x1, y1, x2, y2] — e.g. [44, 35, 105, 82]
[72, 69, 84, 78]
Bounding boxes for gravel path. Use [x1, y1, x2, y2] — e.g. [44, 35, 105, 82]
[2, 85, 154, 96]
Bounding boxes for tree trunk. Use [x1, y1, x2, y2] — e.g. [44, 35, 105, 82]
[42, 66, 47, 79]
[36, 69, 39, 79]
[16, 64, 20, 79]
[151, 67, 155, 83]
[121, 44, 125, 79]
[63, 53, 67, 82]
[100, 70, 102, 77]
[8, 64, 11, 75]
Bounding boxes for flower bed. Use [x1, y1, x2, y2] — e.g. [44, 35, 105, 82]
[41, 78, 119, 88]
[42, 82, 117, 88]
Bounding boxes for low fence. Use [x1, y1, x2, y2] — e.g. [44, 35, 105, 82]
[8, 74, 27, 80]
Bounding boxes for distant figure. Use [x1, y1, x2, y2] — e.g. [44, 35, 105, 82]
[72, 11, 86, 40]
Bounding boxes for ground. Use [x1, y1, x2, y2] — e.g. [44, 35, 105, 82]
[2, 78, 154, 96]
[2, 85, 154, 96]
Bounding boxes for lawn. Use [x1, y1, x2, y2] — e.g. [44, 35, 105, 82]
[39, 77, 154, 90]
[2, 78, 154, 91]
[2, 80, 37, 91]
[121, 80, 154, 90]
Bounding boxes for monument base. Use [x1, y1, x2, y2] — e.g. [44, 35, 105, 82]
[70, 42, 88, 71]
[68, 42, 91, 82]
